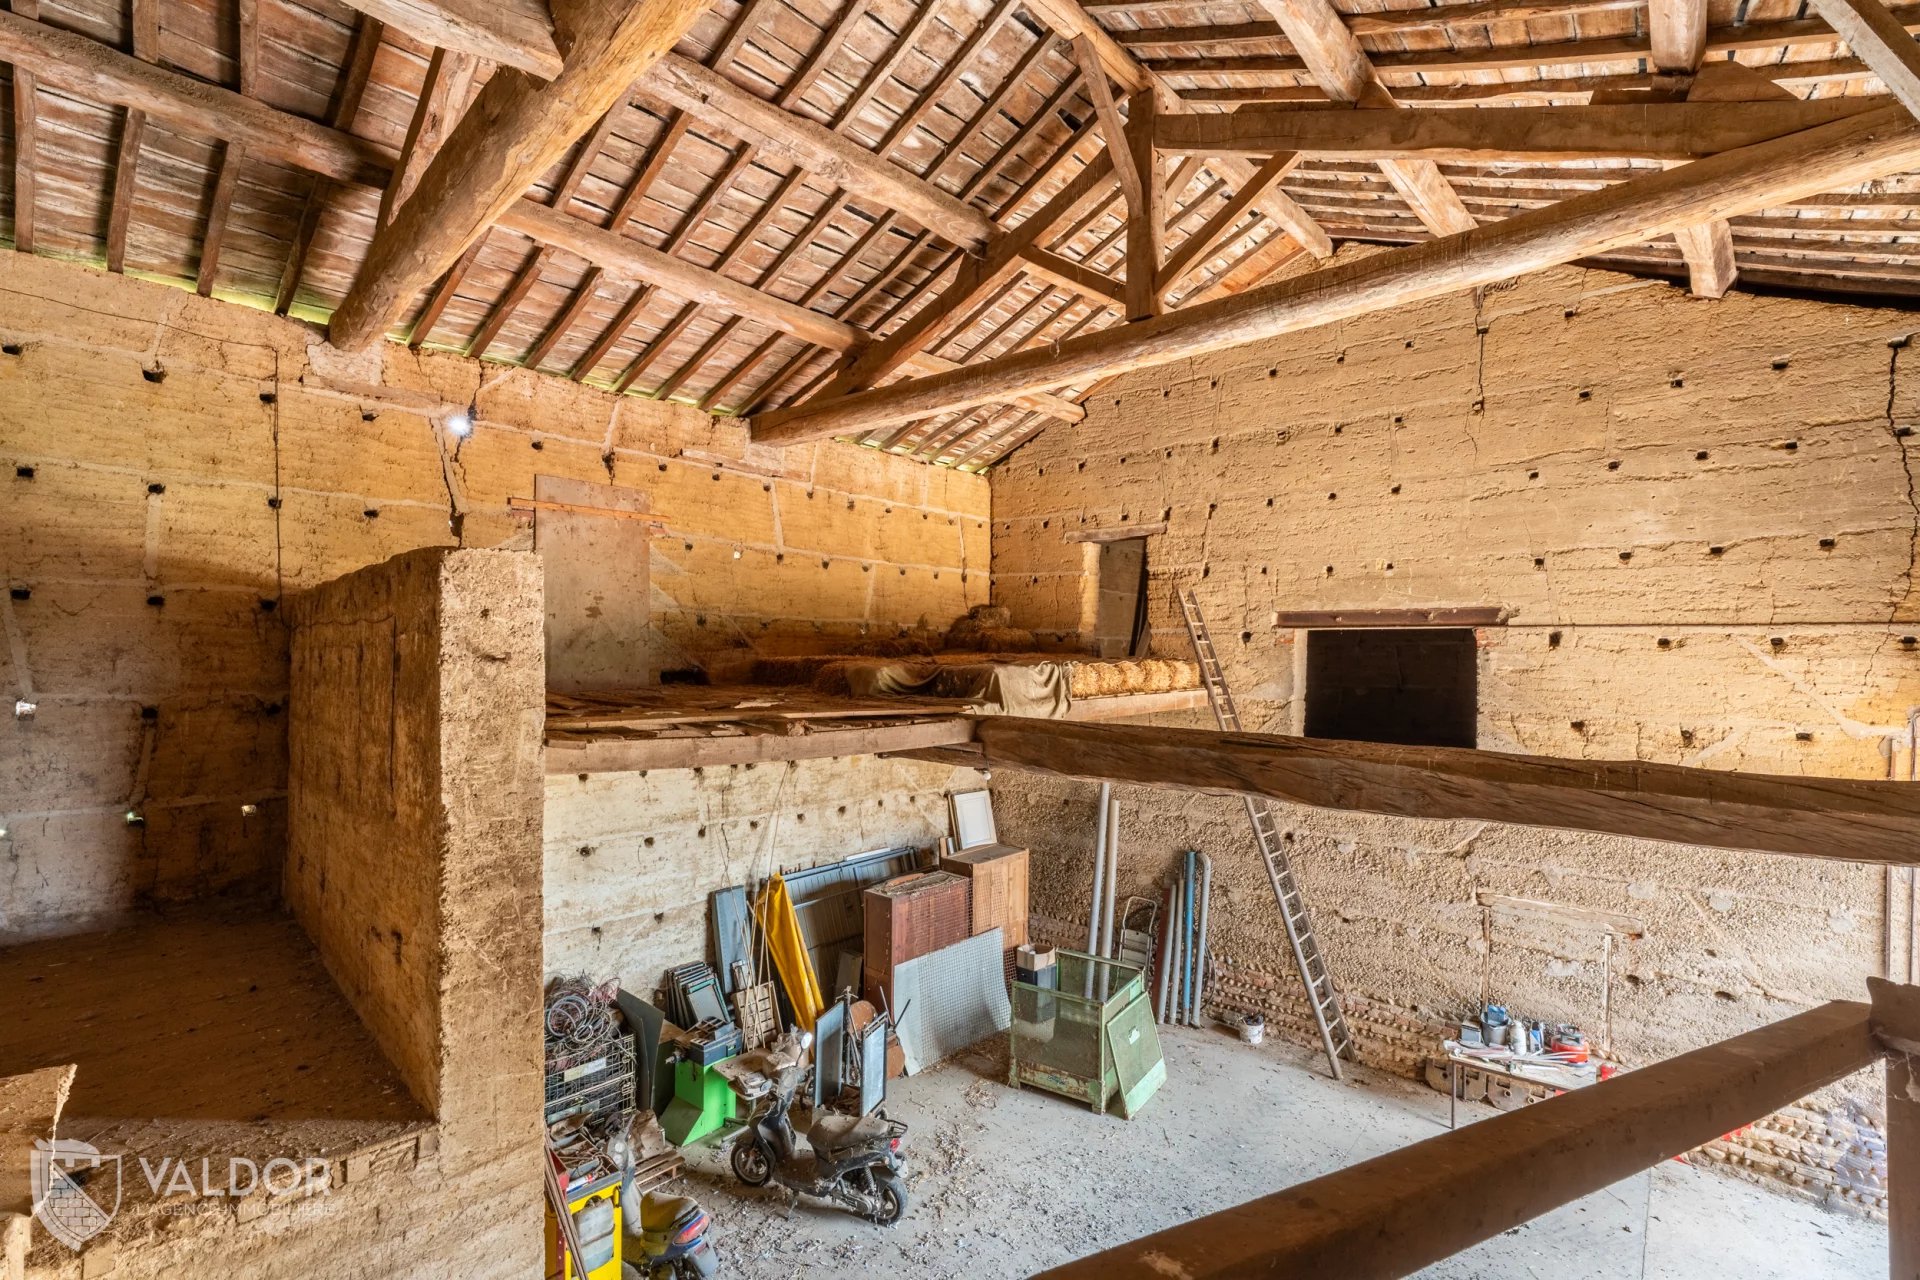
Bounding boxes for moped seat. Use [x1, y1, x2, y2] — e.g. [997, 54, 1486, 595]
[807, 1113, 882, 1155]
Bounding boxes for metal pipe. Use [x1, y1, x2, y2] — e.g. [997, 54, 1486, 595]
[1101, 788, 1121, 960]
[1192, 852, 1214, 1027]
[1182, 850, 1197, 1024]
[1098, 782, 1113, 959]
[1167, 872, 1184, 1025]
[1155, 879, 1176, 1022]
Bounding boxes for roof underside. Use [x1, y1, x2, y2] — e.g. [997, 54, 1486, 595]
[2, 0, 1918, 470]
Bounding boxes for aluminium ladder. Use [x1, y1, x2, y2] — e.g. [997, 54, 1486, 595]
[1176, 585, 1354, 1080]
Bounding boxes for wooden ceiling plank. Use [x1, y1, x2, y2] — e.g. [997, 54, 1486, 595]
[614, 300, 700, 391]
[195, 141, 245, 297]
[327, 0, 711, 349]
[798, 152, 1117, 398]
[698, 329, 783, 410]
[9, 0, 39, 256]
[408, 237, 485, 347]
[748, 103, 1920, 444]
[1813, 0, 1920, 119]
[570, 285, 653, 379]
[379, 46, 480, 229]
[569, 136, 759, 379]
[872, 0, 1021, 160]
[276, 14, 381, 316]
[464, 103, 622, 357]
[331, 0, 561, 79]
[644, 53, 996, 252]
[534, 109, 689, 369]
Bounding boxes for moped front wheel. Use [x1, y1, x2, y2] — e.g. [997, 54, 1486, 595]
[730, 1139, 773, 1187]
[868, 1169, 908, 1227]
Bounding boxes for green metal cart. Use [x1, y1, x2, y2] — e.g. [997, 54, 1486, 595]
[1010, 950, 1166, 1117]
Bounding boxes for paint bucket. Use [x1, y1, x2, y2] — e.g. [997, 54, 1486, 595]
[1237, 1013, 1265, 1046]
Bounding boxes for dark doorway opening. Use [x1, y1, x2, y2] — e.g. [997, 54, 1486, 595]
[1091, 537, 1149, 658]
[1304, 628, 1477, 748]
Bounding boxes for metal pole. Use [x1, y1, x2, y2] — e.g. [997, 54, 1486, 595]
[1192, 852, 1213, 1027]
[1155, 879, 1176, 1022]
[1088, 783, 1110, 955]
[1101, 789, 1121, 960]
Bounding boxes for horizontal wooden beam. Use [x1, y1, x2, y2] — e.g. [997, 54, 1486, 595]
[747, 103, 1920, 444]
[0, 9, 389, 186]
[1272, 606, 1506, 627]
[1035, 999, 1879, 1279]
[335, 0, 562, 79]
[644, 53, 997, 252]
[1158, 100, 1875, 163]
[543, 716, 977, 773]
[966, 715, 1920, 863]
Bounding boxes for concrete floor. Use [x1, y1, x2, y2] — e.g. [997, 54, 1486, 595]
[671, 1024, 1884, 1279]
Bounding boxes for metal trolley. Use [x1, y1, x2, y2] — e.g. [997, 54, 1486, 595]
[1009, 950, 1165, 1118]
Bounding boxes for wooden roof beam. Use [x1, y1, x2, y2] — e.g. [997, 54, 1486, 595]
[748, 103, 1920, 445]
[8, 0, 38, 256]
[333, 0, 562, 79]
[276, 14, 381, 316]
[1254, 0, 1475, 237]
[1154, 99, 1874, 163]
[378, 46, 480, 229]
[326, 0, 710, 349]
[1814, 0, 1920, 119]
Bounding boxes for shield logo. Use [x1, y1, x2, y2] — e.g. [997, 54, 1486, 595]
[30, 1138, 121, 1251]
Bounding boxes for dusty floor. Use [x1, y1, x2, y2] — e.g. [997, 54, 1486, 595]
[665, 1024, 1883, 1279]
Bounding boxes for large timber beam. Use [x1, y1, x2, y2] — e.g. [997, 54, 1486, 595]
[1034, 1000, 1879, 1279]
[643, 53, 996, 253]
[1255, 0, 1475, 237]
[1154, 99, 1873, 163]
[0, 8, 389, 184]
[749, 103, 1920, 444]
[326, 0, 710, 349]
[960, 716, 1920, 864]
[335, 0, 562, 79]
[1814, 0, 1920, 118]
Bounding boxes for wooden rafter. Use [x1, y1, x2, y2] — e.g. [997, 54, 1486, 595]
[275, 14, 380, 316]
[106, 0, 161, 275]
[195, 141, 244, 297]
[1157, 151, 1298, 296]
[8, 0, 38, 255]
[378, 46, 480, 230]
[1814, 0, 1920, 119]
[327, 0, 711, 348]
[750, 103, 1920, 444]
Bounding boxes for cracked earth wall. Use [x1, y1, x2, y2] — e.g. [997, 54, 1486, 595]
[989, 259, 1920, 1213]
[0, 254, 988, 941]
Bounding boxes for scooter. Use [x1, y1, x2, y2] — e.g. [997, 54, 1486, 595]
[628, 1189, 719, 1280]
[721, 1032, 910, 1226]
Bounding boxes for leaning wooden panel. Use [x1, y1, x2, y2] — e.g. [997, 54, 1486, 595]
[1034, 1000, 1878, 1280]
[969, 717, 1920, 864]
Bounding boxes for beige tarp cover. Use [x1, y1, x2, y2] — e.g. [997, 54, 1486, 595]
[842, 660, 1071, 718]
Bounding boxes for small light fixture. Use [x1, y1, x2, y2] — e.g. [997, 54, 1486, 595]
[0, 824, 9, 840]
[124, 809, 145, 826]
[14, 700, 35, 720]
[732, 547, 743, 560]
[446, 411, 473, 439]
[240, 803, 259, 817]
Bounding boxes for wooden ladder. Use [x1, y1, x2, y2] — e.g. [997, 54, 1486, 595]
[1176, 585, 1354, 1079]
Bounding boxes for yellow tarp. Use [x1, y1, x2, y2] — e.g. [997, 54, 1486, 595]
[754, 873, 824, 1032]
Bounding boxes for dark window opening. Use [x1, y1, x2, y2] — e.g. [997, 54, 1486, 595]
[1304, 628, 1477, 747]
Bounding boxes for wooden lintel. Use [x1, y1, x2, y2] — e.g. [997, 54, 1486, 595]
[1063, 521, 1169, 543]
[1273, 606, 1507, 628]
[967, 715, 1920, 864]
